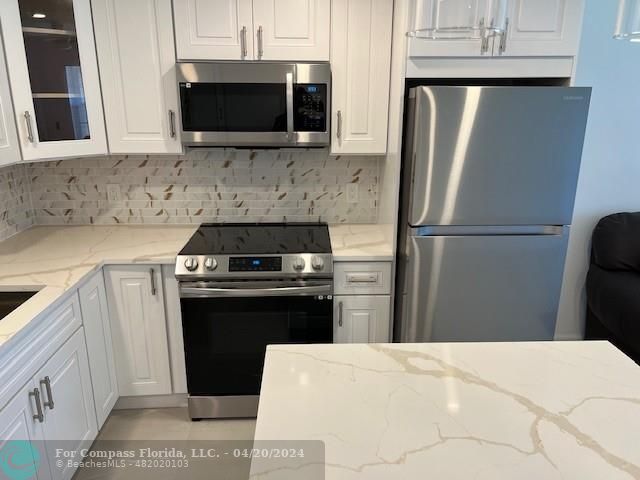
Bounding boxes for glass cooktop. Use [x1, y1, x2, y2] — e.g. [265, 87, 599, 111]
[179, 223, 332, 255]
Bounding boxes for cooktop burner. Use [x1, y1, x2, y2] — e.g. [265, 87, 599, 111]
[179, 223, 332, 255]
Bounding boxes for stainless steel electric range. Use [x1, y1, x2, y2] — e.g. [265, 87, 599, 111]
[175, 223, 334, 420]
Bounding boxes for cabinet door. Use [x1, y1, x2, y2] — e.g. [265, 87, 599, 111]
[37, 328, 98, 480]
[78, 271, 118, 429]
[499, 0, 584, 57]
[92, 0, 182, 154]
[0, 382, 52, 480]
[0, 34, 20, 167]
[252, 0, 330, 61]
[0, 0, 107, 161]
[173, 0, 254, 60]
[331, 0, 393, 155]
[161, 265, 187, 394]
[334, 296, 391, 343]
[104, 266, 172, 396]
[408, 0, 494, 57]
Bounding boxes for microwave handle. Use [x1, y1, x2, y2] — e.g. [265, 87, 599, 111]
[286, 72, 294, 142]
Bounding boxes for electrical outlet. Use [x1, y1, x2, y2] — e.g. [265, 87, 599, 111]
[347, 183, 359, 203]
[106, 184, 121, 202]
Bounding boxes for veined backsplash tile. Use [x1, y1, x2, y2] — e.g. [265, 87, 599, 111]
[28, 150, 380, 225]
[0, 163, 34, 242]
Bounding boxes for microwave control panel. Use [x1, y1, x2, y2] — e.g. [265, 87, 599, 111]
[294, 84, 327, 132]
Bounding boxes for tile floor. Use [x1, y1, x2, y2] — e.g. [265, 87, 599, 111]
[74, 408, 257, 480]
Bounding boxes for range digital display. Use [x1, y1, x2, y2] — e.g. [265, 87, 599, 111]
[229, 257, 282, 272]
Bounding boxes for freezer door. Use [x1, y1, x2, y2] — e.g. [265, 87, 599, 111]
[407, 86, 591, 226]
[397, 229, 569, 342]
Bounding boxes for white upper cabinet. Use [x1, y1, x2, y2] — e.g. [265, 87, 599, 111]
[0, 34, 20, 167]
[252, 0, 330, 61]
[104, 265, 172, 397]
[408, 0, 584, 58]
[92, 0, 182, 154]
[331, 0, 393, 155]
[409, 0, 495, 57]
[173, 0, 254, 60]
[498, 0, 584, 57]
[0, 0, 107, 161]
[173, 0, 329, 61]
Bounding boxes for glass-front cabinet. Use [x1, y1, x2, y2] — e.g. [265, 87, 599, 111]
[0, 0, 106, 160]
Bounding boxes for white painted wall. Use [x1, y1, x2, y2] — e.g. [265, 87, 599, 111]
[555, 0, 640, 340]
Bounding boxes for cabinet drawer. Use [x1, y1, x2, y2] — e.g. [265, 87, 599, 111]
[334, 262, 392, 295]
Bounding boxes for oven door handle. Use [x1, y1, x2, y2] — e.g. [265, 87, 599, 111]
[180, 284, 333, 298]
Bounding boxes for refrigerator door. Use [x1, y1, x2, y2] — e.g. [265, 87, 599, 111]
[397, 228, 569, 342]
[407, 86, 591, 227]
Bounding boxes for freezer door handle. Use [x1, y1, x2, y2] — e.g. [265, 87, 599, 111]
[412, 225, 567, 237]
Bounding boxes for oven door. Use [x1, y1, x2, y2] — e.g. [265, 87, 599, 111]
[179, 280, 333, 399]
[177, 62, 330, 147]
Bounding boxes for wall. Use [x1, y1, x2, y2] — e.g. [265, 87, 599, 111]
[555, 0, 640, 339]
[0, 163, 33, 242]
[27, 150, 379, 225]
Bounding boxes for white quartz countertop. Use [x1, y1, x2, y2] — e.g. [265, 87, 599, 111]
[0, 224, 393, 350]
[329, 224, 394, 261]
[253, 342, 640, 480]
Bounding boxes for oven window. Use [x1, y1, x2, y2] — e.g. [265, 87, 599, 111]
[181, 296, 333, 396]
[179, 83, 287, 132]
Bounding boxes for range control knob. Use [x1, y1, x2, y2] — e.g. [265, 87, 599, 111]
[292, 257, 306, 271]
[311, 255, 325, 271]
[184, 257, 198, 271]
[204, 257, 218, 271]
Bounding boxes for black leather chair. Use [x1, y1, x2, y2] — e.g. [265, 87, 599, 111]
[586, 212, 640, 364]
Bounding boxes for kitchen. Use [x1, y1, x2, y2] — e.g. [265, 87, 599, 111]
[1, 1, 639, 479]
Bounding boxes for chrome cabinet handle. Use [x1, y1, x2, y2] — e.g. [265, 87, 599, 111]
[24, 111, 35, 143]
[257, 25, 264, 60]
[338, 301, 344, 327]
[336, 110, 343, 140]
[286, 71, 294, 141]
[240, 26, 248, 59]
[479, 18, 489, 54]
[499, 17, 509, 54]
[30, 388, 44, 423]
[168, 110, 176, 138]
[40, 376, 54, 409]
[150, 268, 157, 296]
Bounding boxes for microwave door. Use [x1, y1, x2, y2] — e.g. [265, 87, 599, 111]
[177, 62, 331, 148]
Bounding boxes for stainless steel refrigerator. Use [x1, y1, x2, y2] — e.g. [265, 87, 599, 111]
[395, 86, 591, 343]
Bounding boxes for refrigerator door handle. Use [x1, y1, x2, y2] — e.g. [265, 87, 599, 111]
[412, 225, 567, 237]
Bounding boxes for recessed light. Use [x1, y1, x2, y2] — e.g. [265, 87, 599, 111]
[32, 12, 46, 19]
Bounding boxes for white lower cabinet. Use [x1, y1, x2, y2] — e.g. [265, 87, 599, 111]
[0, 381, 52, 480]
[79, 271, 118, 428]
[0, 328, 97, 480]
[37, 328, 98, 480]
[104, 265, 172, 396]
[334, 295, 391, 343]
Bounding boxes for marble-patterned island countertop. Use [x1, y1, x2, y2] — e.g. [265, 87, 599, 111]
[0, 223, 394, 352]
[252, 342, 640, 480]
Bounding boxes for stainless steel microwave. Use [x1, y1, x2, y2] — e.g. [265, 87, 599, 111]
[176, 62, 331, 148]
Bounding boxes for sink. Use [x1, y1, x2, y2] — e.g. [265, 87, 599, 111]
[0, 291, 38, 321]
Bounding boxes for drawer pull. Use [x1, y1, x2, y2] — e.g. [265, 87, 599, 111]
[40, 376, 54, 409]
[346, 273, 379, 284]
[30, 388, 44, 423]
